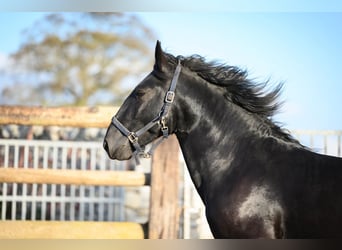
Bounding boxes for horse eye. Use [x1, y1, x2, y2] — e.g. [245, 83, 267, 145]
[134, 89, 146, 98]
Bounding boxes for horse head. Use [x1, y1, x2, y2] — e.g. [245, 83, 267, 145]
[103, 41, 181, 160]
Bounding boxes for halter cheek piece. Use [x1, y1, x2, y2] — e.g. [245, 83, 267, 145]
[111, 60, 182, 163]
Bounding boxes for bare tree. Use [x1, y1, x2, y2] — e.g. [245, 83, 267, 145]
[1, 13, 156, 106]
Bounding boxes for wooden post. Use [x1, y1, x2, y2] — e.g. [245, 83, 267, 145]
[148, 135, 180, 239]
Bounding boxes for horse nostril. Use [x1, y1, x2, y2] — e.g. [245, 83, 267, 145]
[103, 139, 109, 152]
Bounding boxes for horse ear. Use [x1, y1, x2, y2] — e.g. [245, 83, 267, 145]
[154, 40, 166, 72]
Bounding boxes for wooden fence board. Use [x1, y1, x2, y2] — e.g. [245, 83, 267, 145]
[0, 221, 144, 239]
[0, 168, 149, 186]
[0, 106, 118, 128]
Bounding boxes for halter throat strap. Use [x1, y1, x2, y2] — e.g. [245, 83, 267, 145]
[111, 60, 182, 163]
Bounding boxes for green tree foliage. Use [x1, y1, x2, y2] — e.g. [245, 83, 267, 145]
[2, 13, 156, 106]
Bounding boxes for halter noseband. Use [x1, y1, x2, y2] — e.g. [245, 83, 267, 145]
[111, 60, 182, 163]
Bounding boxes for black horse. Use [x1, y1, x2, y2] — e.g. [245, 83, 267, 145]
[104, 41, 342, 238]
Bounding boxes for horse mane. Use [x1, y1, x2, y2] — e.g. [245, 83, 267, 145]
[163, 52, 302, 145]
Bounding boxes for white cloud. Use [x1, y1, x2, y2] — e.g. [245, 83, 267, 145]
[0, 51, 13, 72]
[0, 51, 10, 71]
[0, 51, 27, 75]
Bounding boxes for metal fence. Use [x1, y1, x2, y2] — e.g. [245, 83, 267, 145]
[292, 130, 342, 157]
[0, 139, 126, 222]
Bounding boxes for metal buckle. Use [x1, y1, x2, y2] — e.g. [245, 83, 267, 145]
[161, 126, 169, 138]
[165, 91, 175, 103]
[160, 117, 169, 138]
[127, 132, 138, 143]
[143, 152, 152, 159]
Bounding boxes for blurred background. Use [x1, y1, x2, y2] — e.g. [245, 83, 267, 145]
[0, 13, 155, 107]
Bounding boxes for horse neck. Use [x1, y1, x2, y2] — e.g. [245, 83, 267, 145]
[174, 74, 274, 204]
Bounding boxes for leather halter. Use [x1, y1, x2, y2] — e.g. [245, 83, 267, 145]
[111, 60, 182, 163]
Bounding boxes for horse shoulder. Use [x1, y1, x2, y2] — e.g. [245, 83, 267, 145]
[236, 185, 285, 238]
[205, 183, 285, 238]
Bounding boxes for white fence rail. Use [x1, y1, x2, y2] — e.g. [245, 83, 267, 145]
[0, 139, 125, 222]
[292, 130, 342, 157]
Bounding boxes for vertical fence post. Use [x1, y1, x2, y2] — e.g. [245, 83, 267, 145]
[148, 135, 180, 239]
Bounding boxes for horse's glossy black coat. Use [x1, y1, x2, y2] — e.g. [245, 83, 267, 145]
[104, 41, 342, 238]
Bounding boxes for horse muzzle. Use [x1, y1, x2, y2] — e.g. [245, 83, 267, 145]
[103, 132, 133, 161]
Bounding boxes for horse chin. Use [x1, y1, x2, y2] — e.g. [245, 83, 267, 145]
[109, 146, 133, 161]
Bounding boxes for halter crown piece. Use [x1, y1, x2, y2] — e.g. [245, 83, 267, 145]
[111, 60, 182, 165]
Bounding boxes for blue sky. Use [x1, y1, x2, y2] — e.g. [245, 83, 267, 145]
[0, 12, 341, 130]
[137, 13, 342, 131]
